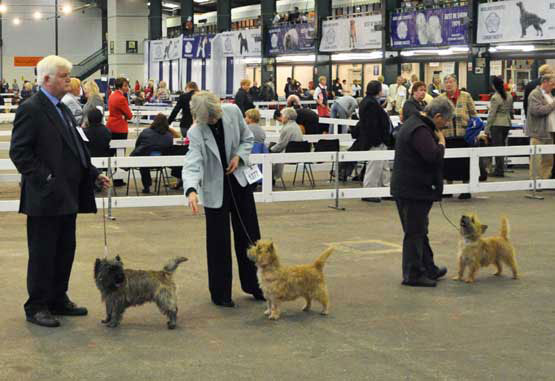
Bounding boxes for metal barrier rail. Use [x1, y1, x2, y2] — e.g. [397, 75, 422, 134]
[1, 145, 554, 213]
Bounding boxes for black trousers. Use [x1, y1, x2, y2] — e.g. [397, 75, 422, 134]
[490, 125, 510, 175]
[25, 214, 77, 316]
[139, 168, 153, 188]
[203, 175, 262, 302]
[395, 198, 439, 282]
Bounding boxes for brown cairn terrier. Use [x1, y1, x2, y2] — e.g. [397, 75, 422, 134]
[94, 256, 188, 329]
[248, 240, 334, 320]
[453, 214, 518, 283]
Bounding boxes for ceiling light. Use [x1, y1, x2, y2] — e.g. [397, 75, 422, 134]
[13, 17, 21, 25]
[33, 11, 42, 20]
[162, 2, 180, 9]
[0, 4, 7, 13]
[275, 55, 315, 63]
[62, 4, 72, 14]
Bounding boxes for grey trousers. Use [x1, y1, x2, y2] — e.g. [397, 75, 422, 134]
[363, 144, 391, 188]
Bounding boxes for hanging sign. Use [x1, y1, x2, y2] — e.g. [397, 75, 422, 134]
[150, 37, 182, 62]
[477, 0, 555, 44]
[267, 23, 316, 55]
[390, 6, 469, 48]
[218, 28, 262, 57]
[182, 35, 213, 59]
[320, 14, 382, 52]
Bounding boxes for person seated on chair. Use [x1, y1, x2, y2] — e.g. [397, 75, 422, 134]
[287, 94, 320, 135]
[244, 108, 266, 144]
[84, 108, 111, 158]
[270, 107, 303, 180]
[130, 113, 174, 194]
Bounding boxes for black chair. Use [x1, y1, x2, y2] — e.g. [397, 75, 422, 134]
[284, 141, 314, 188]
[314, 139, 339, 182]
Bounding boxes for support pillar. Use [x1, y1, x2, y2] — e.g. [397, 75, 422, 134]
[383, 0, 401, 85]
[261, 0, 276, 90]
[181, 0, 194, 35]
[108, 0, 148, 82]
[314, 0, 332, 85]
[148, 0, 162, 40]
[217, 0, 231, 33]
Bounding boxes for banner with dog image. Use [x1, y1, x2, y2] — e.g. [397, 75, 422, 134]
[267, 23, 316, 55]
[390, 6, 469, 48]
[182, 35, 214, 59]
[151, 37, 182, 62]
[217, 29, 261, 57]
[477, 0, 554, 44]
[320, 15, 382, 52]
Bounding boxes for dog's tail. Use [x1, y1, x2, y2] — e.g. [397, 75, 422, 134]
[163, 257, 188, 273]
[313, 247, 334, 271]
[500, 217, 510, 240]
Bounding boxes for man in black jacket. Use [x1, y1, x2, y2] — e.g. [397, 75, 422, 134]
[9, 55, 111, 327]
[287, 95, 320, 134]
[83, 108, 111, 158]
[234, 79, 255, 116]
[357, 80, 393, 202]
[390, 97, 453, 287]
[168, 81, 198, 137]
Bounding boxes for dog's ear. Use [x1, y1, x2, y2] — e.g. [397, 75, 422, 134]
[269, 241, 275, 252]
[94, 258, 101, 277]
[115, 255, 121, 262]
[481, 225, 488, 234]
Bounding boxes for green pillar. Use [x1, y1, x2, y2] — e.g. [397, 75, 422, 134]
[261, 0, 276, 89]
[314, 0, 332, 85]
[383, 0, 401, 85]
[148, 0, 162, 40]
[217, 0, 231, 33]
[181, 0, 194, 35]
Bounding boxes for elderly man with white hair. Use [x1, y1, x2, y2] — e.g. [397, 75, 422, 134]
[182, 91, 264, 307]
[287, 94, 320, 134]
[269, 107, 303, 180]
[10, 55, 111, 327]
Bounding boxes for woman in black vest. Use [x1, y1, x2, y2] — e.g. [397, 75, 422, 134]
[390, 97, 454, 287]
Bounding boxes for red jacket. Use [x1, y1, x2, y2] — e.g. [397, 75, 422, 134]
[106, 90, 133, 134]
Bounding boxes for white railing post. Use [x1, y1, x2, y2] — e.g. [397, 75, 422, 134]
[107, 157, 116, 219]
[469, 148, 481, 194]
[328, 151, 345, 211]
[262, 153, 273, 203]
[526, 144, 544, 200]
[135, 109, 141, 138]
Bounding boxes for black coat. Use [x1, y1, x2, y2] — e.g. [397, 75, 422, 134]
[353, 95, 392, 150]
[234, 88, 255, 116]
[9, 91, 99, 216]
[295, 107, 320, 135]
[168, 91, 195, 130]
[84, 123, 112, 158]
[130, 128, 173, 157]
[402, 97, 426, 123]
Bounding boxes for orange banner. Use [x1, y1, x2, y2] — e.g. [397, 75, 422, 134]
[14, 56, 44, 67]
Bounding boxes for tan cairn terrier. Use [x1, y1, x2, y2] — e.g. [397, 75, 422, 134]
[248, 240, 334, 320]
[453, 214, 518, 283]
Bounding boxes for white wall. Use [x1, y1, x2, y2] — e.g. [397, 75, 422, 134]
[1, 0, 102, 83]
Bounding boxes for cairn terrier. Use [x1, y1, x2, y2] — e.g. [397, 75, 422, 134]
[453, 214, 518, 283]
[248, 240, 334, 320]
[94, 256, 188, 329]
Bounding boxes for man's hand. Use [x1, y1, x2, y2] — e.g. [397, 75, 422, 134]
[226, 155, 240, 175]
[188, 192, 200, 215]
[97, 174, 112, 190]
[435, 129, 446, 146]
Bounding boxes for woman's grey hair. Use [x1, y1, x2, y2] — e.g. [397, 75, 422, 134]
[280, 107, 297, 122]
[36, 55, 72, 86]
[190, 91, 223, 124]
[443, 74, 458, 84]
[424, 97, 455, 120]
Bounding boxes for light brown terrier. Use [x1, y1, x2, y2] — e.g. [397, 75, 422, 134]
[248, 240, 334, 320]
[453, 214, 518, 283]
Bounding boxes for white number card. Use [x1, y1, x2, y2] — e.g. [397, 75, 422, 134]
[243, 165, 263, 184]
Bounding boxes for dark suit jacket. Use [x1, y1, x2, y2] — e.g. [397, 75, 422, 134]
[168, 91, 195, 129]
[84, 123, 112, 158]
[9, 91, 99, 216]
[130, 128, 173, 157]
[234, 88, 254, 116]
[354, 95, 392, 150]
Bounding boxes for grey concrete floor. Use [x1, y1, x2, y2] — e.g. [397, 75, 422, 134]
[1, 189, 555, 380]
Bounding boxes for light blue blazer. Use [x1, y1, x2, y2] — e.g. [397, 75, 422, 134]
[182, 103, 254, 209]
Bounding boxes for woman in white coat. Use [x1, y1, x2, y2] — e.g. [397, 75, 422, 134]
[182, 91, 264, 307]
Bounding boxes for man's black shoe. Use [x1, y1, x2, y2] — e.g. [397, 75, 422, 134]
[402, 276, 437, 287]
[458, 193, 472, 200]
[26, 311, 60, 327]
[113, 180, 126, 187]
[212, 299, 235, 308]
[50, 301, 88, 316]
[362, 197, 381, 203]
[252, 292, 266, 301]
[141, 187, 150, 194]
[443, 194, 453, 198]
[430, 267, 447, 280]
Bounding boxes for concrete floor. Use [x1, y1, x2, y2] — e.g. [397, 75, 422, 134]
[1, 188, 555, 380]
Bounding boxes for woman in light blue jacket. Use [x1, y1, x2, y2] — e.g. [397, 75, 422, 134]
[182, 91, 264, 307]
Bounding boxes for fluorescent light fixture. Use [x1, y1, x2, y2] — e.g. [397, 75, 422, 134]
[195, 0, 212, 3]
[62, 4, 72, 14]
[495, 45, 535, 51]
[33, 11, 42, 20]
[162, 2, 180, 9]
[401, 47, 468, 56]
[0, 4, 7, 13]
[242, 57, 262, 64]
[331, 52, 383, 61]
[13, 17, 21, 25]
[275, 55, 316, 63]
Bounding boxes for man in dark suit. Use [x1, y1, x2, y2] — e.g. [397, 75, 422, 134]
[9, 55, 111, 327]
[168, 81, 198, 138]
[234, 79, 255, 116]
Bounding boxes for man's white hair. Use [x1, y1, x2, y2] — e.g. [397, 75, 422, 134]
[286, 94, 301, 107]
[36, 55, 72, 86]
[280, 107, 297, 122]
[190, 91, 223, 124]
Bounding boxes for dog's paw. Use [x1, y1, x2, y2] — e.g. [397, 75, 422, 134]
[464, 278, 475, 284]
[101, 319, 110, 324]
[268, 314, 280, 320]
[494, 272, 502, 276]
[106, 322, 119, 328]
[263, 309, 271, 315]
[451, 276, 462, 281]
[320, 310, 329, 316]
[167, 322, 176, 330]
